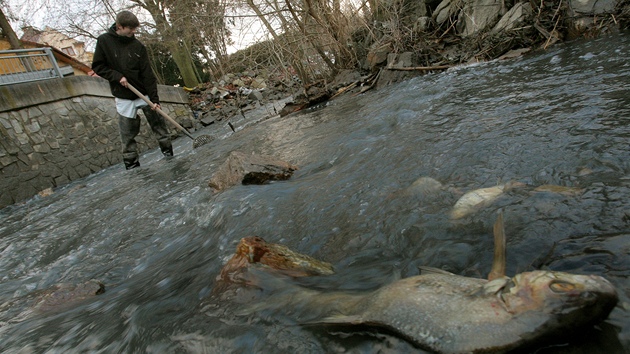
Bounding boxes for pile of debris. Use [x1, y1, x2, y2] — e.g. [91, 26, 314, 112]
[186, 70, 302, 127]
[186, 68, 392, 129]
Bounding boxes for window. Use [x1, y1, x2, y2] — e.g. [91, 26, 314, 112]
[61, 46, 76, 56]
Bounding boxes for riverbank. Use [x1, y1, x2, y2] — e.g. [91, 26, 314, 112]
[186, 0, 629, 132]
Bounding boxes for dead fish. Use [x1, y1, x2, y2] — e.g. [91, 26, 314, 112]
[261, 214, 619, 353]
[307, 269, 617, 354]
[450, 181, 525, 219]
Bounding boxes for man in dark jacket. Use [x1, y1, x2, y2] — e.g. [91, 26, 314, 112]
[92, 11, 173, 170]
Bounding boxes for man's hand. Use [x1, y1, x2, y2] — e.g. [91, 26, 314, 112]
[152, 103, 161, 111]
[119, 77, 129, 88]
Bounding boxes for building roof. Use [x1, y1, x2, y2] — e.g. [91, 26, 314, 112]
[20, 39, 93, 74]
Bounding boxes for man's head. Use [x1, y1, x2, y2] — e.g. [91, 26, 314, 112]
[115, 11, 140, 37]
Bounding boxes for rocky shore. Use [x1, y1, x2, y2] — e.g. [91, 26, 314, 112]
[186, 0, 629, 132]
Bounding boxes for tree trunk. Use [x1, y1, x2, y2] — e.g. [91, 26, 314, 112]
[133, 0, 201, 87]
[169, 42, 200, 87]
[0, 7, 22, 49]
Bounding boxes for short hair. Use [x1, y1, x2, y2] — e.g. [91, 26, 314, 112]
[116, 11, 140, 29]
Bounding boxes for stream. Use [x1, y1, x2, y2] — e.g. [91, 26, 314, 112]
[1, 32, 629, 353]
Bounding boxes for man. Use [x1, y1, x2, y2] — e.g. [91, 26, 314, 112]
[92, 11, 173, 170]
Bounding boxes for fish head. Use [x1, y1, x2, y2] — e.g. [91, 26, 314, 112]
[500, 270, 618, 330]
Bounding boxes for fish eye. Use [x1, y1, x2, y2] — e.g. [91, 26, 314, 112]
[549, 281, 576, 293]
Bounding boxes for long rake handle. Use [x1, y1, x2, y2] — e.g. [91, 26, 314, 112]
[126, 83, 195, 141]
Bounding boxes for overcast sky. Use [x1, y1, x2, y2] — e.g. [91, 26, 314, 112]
[4, 0, 266, 54]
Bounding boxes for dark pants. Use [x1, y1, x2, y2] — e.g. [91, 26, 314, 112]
[119, 106, 173, 170]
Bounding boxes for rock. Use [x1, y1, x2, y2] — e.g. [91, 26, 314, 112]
[367, 42, 392, 69]
[434, 0, 454, 26]
[251, 77, 267, 89]
[493, 2, 534, 33]
[498, 48, 531, 60]
[569, 0, 617, 15]
[457, 0, 503, 37]
[200, 114, 216, 126]
[34, 280, 105, 312]
[331, 69, 362, 88]
[232, 78, 245, 87]
[279, 102, 309, 117]
[38, 187, 53, 197]
[387, 52, 416, 68]
[279, 81, 331, 116]
[414, 16, 431, 32]
[248, 90, 264, 101]
[208, 151, 298, 192]
[403, 176, 444, 197]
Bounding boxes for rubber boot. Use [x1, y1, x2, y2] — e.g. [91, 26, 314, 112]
[119, 114, 141, 169]
[142, 106, 174, 157]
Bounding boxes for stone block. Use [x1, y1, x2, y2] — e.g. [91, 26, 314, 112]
[10, 119, 24, 134]
[13, 183, 37, 202]
[18, 110, 29, 123]
[20, 169, 40, 181]
[40, 164, 62, 178]
[0, 190, 14, 208]
[0, 116, 11, 129]
[66, 157, 81, 167]
[67, 168, 80, 180]
[31, 134, 45, 145]
[47, 137, 60, 149]
[0, 155, 15, 167]
[75, 165, 91, 177]
[16, 133, 30, 145]
[27, 152, 45, 165]
[0, 138, 19, 155]
[54, 175, 70, 186]
[33, 144, 51, 153]
[17, 151, 29, 165]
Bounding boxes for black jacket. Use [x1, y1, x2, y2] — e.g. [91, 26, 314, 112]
[92, 24, 159, 103]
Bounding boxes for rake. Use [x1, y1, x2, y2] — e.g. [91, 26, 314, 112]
[127, 83, 213, 148]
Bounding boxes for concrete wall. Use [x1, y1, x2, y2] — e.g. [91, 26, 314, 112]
[0, 75, 194, 208]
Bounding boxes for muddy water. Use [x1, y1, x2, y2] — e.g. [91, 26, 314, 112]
[1, 32, 629, 353]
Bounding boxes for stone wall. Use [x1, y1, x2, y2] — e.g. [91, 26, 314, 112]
[0, 75, 193, 208]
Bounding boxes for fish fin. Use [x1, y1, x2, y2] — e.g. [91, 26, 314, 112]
[418, 266, 456, 276]
[488, 210, 507, 281]
[479, 276, 511, 295]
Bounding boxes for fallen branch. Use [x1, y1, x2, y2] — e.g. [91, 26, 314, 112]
[358, 68, 383, 94]
[385, 64, 452, 71]
[330, 81, 358, 100]
[544, 0, 564, 49]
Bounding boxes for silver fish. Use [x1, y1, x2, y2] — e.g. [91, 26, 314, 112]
[450, 182, 525, 219]
[303, 269, 618, 353]
[251, 214, 618, 353]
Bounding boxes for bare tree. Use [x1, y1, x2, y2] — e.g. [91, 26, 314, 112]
[127, 0, 229, 87]
[0, 3, 22, 48]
